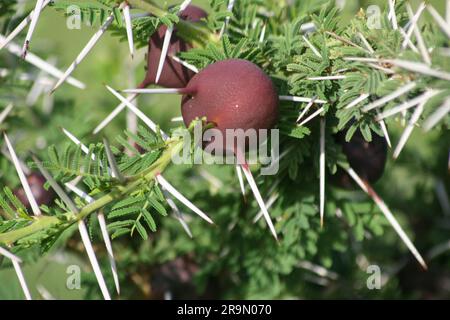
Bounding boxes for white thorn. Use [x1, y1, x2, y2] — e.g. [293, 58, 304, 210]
[393, 101, 425, 159]
[362, 81, 417, 112]
[367, 63, 395, 74]
[0, 246, 22, 263]
[343, 57, 379, 63]
[427, 239, 450, 260]
[346, 57, 446, 78]
[279, 95, 327, 104]
[77, 220, 112, 300]
[302, 35, 322, 58]
[447, 0, 450, 24]
[300, 22, 316, 33]
[130, 13, 151, 19]
[400, 27, 419, 53]
[61, 127, 112, 175]
[299, 106, 325, 126]
[307, 75, 346, 81]
[235, 165, 246, 198]
[297, 260, 339, 280]
[51, 3, 126, 93]
[259, 23, 266, 43]
[64, 182, 120, 295]
[334, 68, 349, 74]
[3, 133, 41, 216]
[65, 181, 94, 203]
[325, 30, 368, 52]
[26, 76, 46, 106]
[12, 259, 32, 300]
[0, 242, 31, 301]
[93, 93, 139, 134]
[125, 59, 138, 137]
[105, 85, 169, 140]
[156, 174, 213, 224]
[170, 55, 199, 73]
[423, 98, 450, 131]
[371, 191, 427, 269]
[36, 284, 54, 300]
[401, 3, 426, 50]
[320, 118, 325, 227]
[155, 26, 174, 84]
[219, 0, 236, 38]
[240, 165, 277, 240]
[219, 24, 226, 39]
[391, 59, 450, 81]
[27, 57, 57, 107]
[61, 128, 90, 155]
[406, 3, 430, 65]
[161, 189, 193, 238]
[345, 167, 369, 193]
[258, 147, 293, 177]
[296, 96, 317, 123]
[126, 106, 138, 139]
[103, 138, 123, 181]
[345, 167, 427, 269]
[198, 169, 223, 190]
[32, 155, 115, 294]
[97, 212, 120, 295]
[438, 47, 450, 57]
[387, 5, 394, 20]
[21, 0, 45, 58]
[122, 88, 182, 94]
[427, 5, 450, 38]
[179, 0, 193, 11]
[388, 0, 398, 30]
[123, 4, 134, 59]
[0, 68, 54, 86]
[33, 152, 111, 300]
[0, 34, 85, 89]
[61, 128, 109, 171]
[375, 89, 437, 121]
[0, 103, 14, 124]
[226, 0, 236, 12]
[171, 116, 184, 122]
[357, 32, 374, 54]
[378, 118, 392, 148]
[253, 192, 279, 223]
[344, 93, 370, 110]
[1, 148, 30, 176]
[0, 0, 51, 52]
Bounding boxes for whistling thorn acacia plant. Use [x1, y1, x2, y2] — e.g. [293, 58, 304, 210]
[0, 0, 449, 299]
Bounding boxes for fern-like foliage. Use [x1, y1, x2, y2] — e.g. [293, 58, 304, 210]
[51, 0, 124, 27]
[107, 182, 167, 240]
[41, 143, 114, 184]
[112, 125, 166, 176]
[0, 187, 30, 219]
[179, 34, 263, 69]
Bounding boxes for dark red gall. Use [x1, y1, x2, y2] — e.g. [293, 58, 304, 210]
[141, 5, 207, 89]
[180, 59, 279, 152]
[332, 130, 388, 189]
[14, 172, 56, 209]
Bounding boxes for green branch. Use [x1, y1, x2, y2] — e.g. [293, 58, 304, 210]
[0, 215, 60, 246]
[0, 138, 183, 246]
